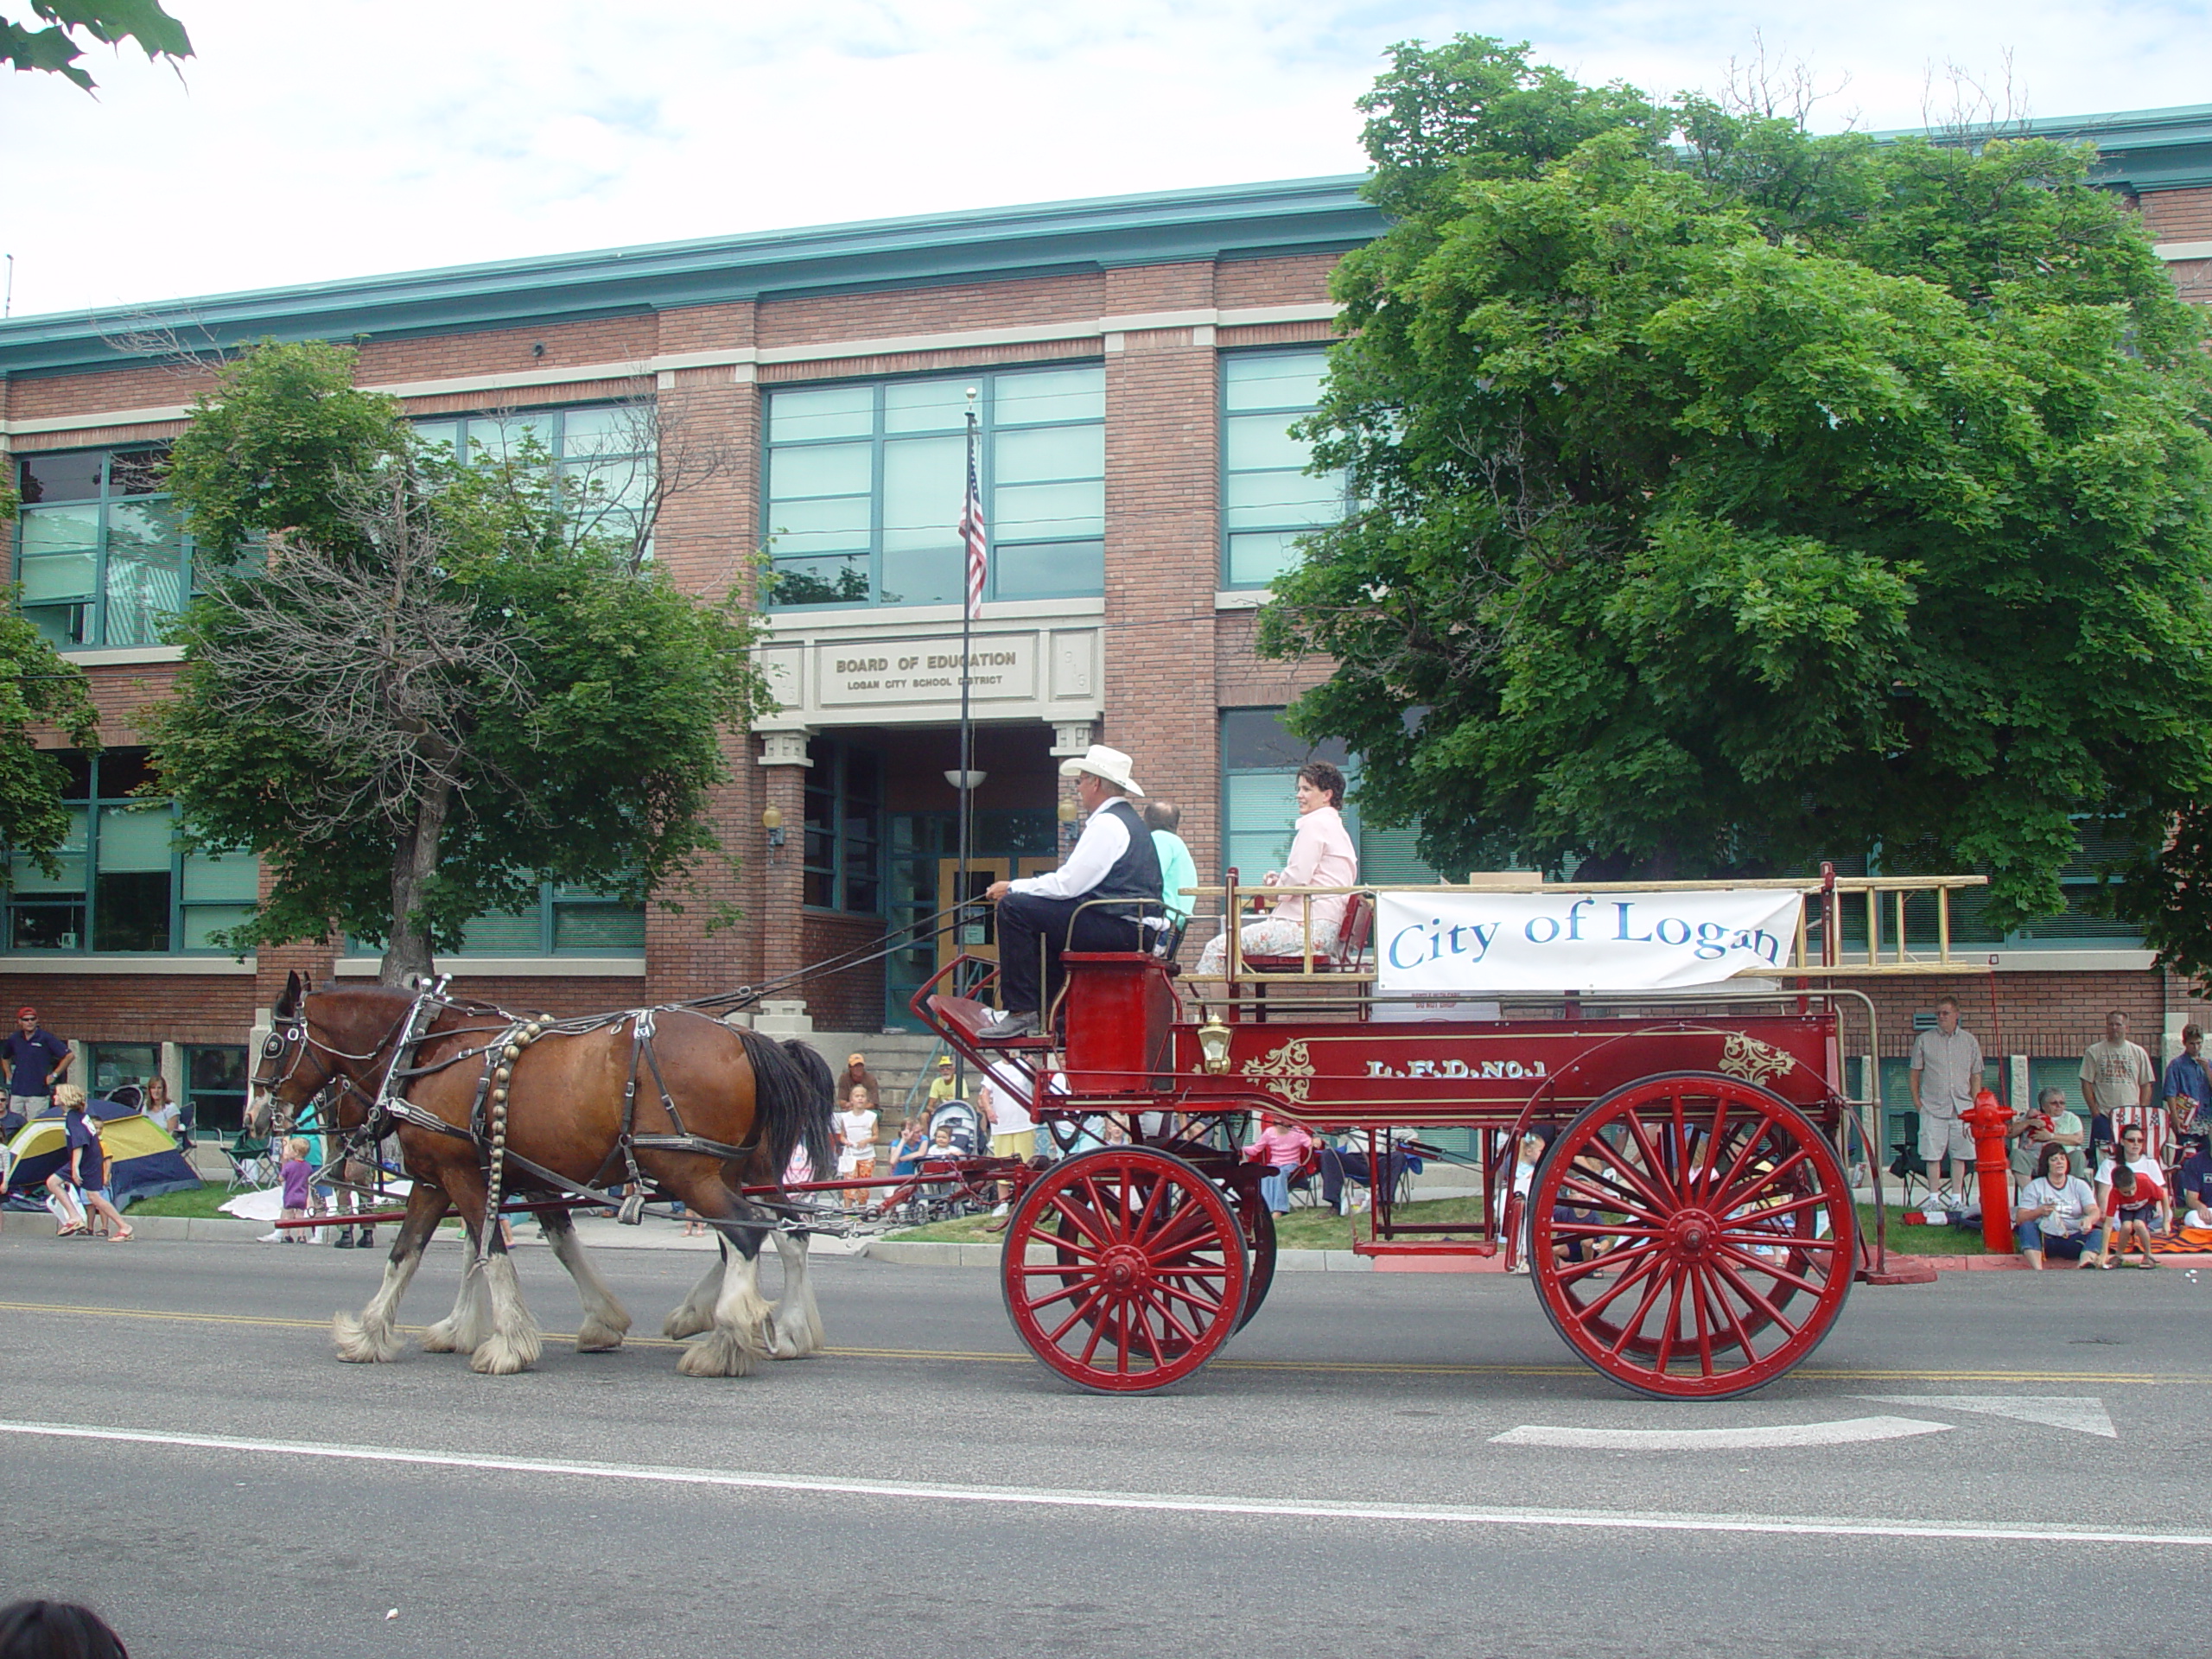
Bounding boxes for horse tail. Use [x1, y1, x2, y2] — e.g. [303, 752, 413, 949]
[733, 1026, 836, 1186]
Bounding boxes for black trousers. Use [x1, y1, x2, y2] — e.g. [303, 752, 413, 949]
[996, 892, 1145, 1017]
[1319, 1144, 1408, 1205]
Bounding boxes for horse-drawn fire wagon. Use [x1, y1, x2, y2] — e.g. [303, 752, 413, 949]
[915, 868, 1986, 1401]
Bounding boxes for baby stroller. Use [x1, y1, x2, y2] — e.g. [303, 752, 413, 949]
[894, 1099, 986, 1223]
[925, 1099, 983, 1156]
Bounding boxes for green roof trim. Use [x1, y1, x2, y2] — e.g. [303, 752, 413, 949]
[0, 175, 1381, 379]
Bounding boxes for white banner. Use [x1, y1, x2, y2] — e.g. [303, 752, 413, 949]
[1372, 888, 1806, 994]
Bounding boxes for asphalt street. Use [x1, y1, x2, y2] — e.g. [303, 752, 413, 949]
[1, 1230, 2205, 1658]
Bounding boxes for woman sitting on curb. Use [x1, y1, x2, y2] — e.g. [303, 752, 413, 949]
[2012, 1142, 2103, 1269]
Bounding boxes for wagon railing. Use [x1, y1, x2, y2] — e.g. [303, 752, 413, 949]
[1180, 867, 1991, 986]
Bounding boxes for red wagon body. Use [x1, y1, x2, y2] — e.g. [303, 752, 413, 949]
[917, 873, 1983, 1400]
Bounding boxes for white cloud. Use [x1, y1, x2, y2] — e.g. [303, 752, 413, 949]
[0, 0, 2203, 321]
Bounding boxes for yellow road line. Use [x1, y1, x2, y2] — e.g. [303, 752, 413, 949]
[3, 1300, 2204, 1385]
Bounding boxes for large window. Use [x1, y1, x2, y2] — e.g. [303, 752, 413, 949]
[187, 1045, 248, 1134]
[412, 404, 655, 552]
[11, 445, 209, 649]
[5, 748, 258, 954]
[448, 883, 646, 956]
[1218, 709, 1444, 887]
[1221, 350, 1349, 590]
[765, 366, 1105, 608]
[803, 738, 881, 912]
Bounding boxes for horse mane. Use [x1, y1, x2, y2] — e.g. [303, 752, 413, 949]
[733, 1027, 836, 1185]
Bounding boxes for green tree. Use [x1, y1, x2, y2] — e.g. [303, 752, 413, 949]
[0, 483, 104, 884]
[146, 341, 776, 982]
[1260, 36, 2212, 936]
[4, 0, 190, 90]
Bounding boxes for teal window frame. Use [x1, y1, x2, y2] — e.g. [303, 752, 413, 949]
[1217, 708, 1445, 887]
[763, 365, 1106, 610]
[410, 404, 656, 555]
[803, 738, 882, 914]
[10, 444, 213, 650]
[1219, 348, 1350, 591]
[88, 1043, 159, 1097]
[187, 1044, 249, 1135]
[446, 881, 648, 957]
[3, 747, 259, 955]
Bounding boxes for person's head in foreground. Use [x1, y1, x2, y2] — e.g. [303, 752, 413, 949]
[0, 1600, 129, 1659]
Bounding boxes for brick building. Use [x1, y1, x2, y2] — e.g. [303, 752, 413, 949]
[3, 103, 2211, 1134]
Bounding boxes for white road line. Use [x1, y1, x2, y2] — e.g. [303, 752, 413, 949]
[2, 1417, 2209, 1547]
[1490, 1416, 1952, 1451]
[1853, 1395, 2119, 1438]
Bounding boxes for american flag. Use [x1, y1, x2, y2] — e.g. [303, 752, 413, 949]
[960, 416, 987, 620]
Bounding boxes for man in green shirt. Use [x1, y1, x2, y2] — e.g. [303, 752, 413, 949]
[1145, 800, 1198, 959]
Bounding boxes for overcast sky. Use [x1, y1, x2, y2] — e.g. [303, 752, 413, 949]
[2, 0, 2205, 322]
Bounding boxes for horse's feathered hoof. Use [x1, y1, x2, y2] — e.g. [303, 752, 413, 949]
[420, 1319, 460, 1353]
[469, 1328, 542, 1375]
[332, 1312, 404, 1364]
[575, 1310, 631, 1353]
[675, 1326, 760, 1377]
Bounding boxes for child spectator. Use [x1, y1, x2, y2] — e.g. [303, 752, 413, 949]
[279, 1137, 312, 1243]
[1242, 1115, 1315, 1217]
[2012, 1144, 2104, 1268]
[835, 1084, 879, 1210]
[887, 1116, 929, 1179]
[60, 1087, 130, 1243]
[2095, 1124, 2169, 1268]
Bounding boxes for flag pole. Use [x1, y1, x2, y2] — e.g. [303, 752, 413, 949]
[957, 389, 981, 1002]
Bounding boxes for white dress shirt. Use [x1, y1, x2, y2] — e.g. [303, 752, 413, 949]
[1008, 799, 1132, 900]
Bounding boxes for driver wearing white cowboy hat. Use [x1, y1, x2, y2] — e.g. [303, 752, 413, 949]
[978, 744, 1162, 1041]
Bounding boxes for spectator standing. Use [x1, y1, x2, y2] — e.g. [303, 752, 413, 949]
[980, 1063, 1036, 1217]
[1908, 996, 1983, 1209]
[834, 1084, 879, 1210]
[2161, 1021, 2212, 1145]
[2095, 1124, 2169, 1268]
[62, 1088, 130, 1243]
[925, 1056, 962, 1108]
[277, 1137, 313, 1243]
[2082, 1010, 2161, 1163]
[2012, 1144, 2105, 1269]
[1144, 801, 1198, 948]
[3, 1007, 71, 1122]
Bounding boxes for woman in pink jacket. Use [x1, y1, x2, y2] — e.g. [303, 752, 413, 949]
[1197, 760, 1359, 976]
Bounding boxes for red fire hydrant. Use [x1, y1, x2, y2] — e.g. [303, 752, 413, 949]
[1961, 1087, 2016, 1254]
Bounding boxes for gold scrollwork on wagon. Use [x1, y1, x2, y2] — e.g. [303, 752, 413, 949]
[1717, 1033, 1795, 1087]
[1241, 1038, 1316, 1105]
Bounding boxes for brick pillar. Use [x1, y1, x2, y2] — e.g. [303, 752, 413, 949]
[1100, 262, 1220, 877]
[755, 729, 813, 1030]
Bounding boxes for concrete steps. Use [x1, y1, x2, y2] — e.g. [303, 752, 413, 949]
[800, 1029, 954, 1122]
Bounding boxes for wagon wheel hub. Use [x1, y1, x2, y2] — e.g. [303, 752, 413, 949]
[1099, 1243, 1149, 1293]
[1668, 1208, 1721, 1260]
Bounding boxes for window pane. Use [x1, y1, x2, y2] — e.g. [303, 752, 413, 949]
[106, 449, 169, 495]
[95, 749, 156, 798]
[1225, 771, 1301, 877]
[181, 904, 253, 951]
[10, 902, 84, 950]
[1227, 531, 1306, 588]
[104, 547, 186, 648]
[98, 804, 174, 872]
[764, 495, 871, 555]
[993, 480, 1103, 541]
[1225, 413, 1313, 473]
[94, 869, 170, 951]
[413, 420, 462, 454]
[18, 505, 100, 557]
[553, 905, 646, 951]
[883, 379, 967, 434]
[771, 555, 870, 607]
[769, 385, 874, 442]
[18, 451, 104, 505]
[558, 405, 642, 458]
[994, 423, 1103, 485]
[993, 367, 1103, 426]
[1224, 352, 1327, 412]
[769, 442, 872, 500]
[90, 1044, 159, 1094]
[878, 544, 962, 606]
[994, 539, 1103, 599]
[181, 849, 257, 903]
[22, 604, 90, 650]
[475, 414, 552, 461]
[18, 550, 98, 602]
[881, 436, 963, 549]
[459, 910, 541, 953]
[12, 806, 88, 893]
[1225, 469, 1344, 526]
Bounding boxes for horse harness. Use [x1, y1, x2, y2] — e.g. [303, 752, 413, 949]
[297, 981, 771, 1259]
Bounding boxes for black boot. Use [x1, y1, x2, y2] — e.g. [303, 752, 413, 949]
[333, 1227, 354, 1249]
[358, 1229, 375, 1249]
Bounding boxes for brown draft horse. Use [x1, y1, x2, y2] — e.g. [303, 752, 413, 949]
[251, 971, 836, 1376]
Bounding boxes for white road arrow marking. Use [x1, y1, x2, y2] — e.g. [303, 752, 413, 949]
[1490, 1415, 1952, 1451]
[1853, 1395, 2117, 1438]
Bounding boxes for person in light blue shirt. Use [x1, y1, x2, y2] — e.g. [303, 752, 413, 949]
[1145, 800, 1198, 957]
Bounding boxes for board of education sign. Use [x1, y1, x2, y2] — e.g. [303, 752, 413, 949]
[1373, 888, 1806, 994]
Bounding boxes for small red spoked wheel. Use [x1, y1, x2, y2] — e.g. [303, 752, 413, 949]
[1530, 1071, 1854, 1401]
[1002, 1146, 1249, 1393]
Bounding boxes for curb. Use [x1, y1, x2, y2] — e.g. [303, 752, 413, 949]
[859, 1239, 1376, 1272]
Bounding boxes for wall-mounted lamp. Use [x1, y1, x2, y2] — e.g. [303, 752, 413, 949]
[761, 804, 785, 855]
[531, 341, 546, 358]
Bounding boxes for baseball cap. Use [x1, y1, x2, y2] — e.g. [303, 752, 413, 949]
[936, 1056, 954, 1067]
[16, 1007, 35, 1020]
[847, 1052, 866, 1067]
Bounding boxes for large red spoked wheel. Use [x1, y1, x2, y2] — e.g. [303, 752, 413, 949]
[1002, 1146, 1249, 1392]
[1529, 1071, 1854, 1401]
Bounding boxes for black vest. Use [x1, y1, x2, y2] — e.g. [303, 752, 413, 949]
[1090, 798, 1164, 912]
